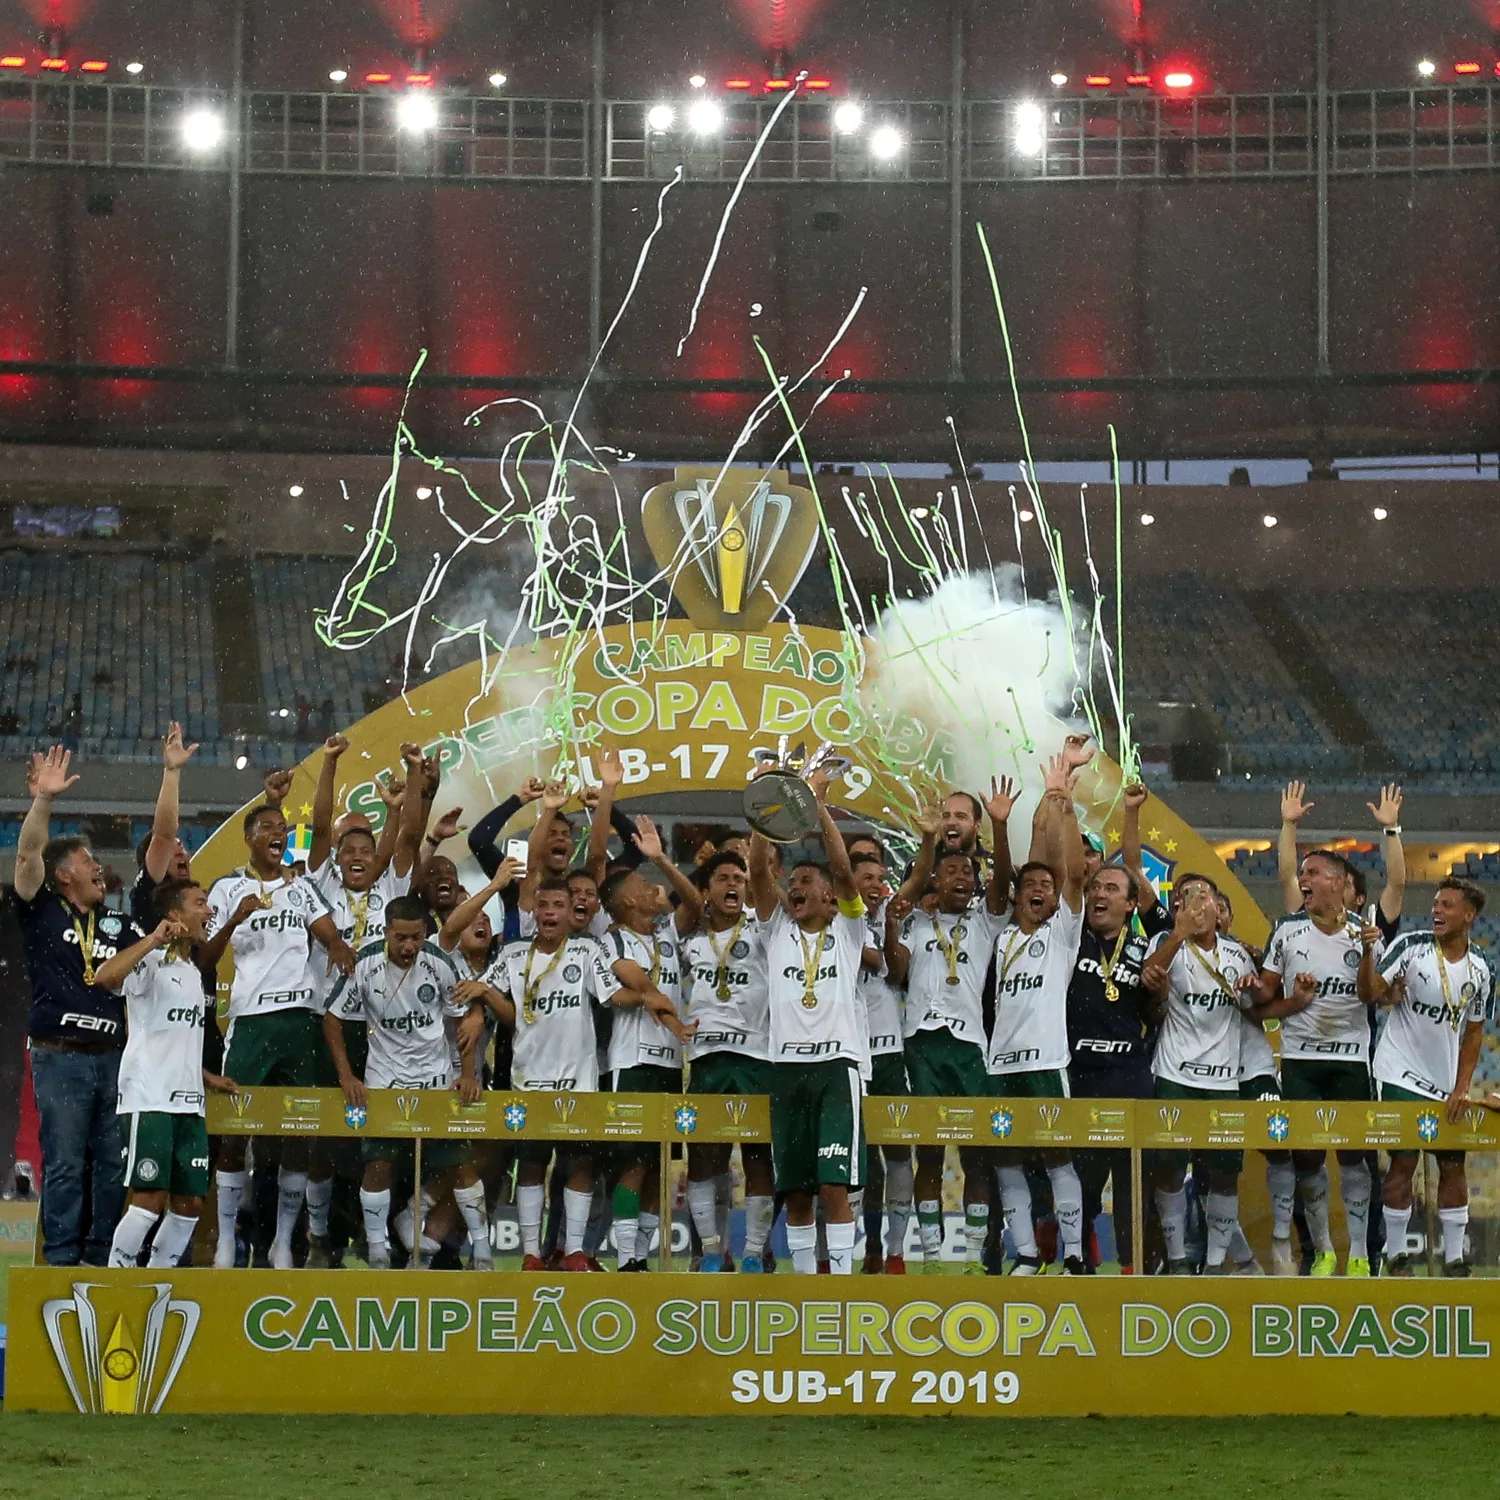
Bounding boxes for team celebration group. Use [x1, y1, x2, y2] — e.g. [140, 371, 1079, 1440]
[13, 725, 1491, 1278]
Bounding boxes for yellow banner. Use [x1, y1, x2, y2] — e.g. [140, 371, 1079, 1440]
[8, 1271, 1498, 1416]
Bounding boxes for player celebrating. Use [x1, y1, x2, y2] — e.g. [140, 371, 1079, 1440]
[472, 878, 685, 1268]
[749, 771, 869, 1275]
[323, 895, 481, 1268]
[96, 880, 235, 1269]
[679, 851, 776, 1273]
[1360, 879, 1493, 1276]
[986, 756, 1088, 1274]
[1256, 848, 1375, 1276]
[201, 797, 354, 1268]
[1142, 874, 1309, 1273]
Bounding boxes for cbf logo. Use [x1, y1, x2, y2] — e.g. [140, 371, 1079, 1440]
[503, 1102, 528, 1132]
[1267, 1111, 1291, 1142]
[345, 1103, 368, 1130]
[674, 1104, 699, 1135]
[990, 1108, 1013, 1139]
[1418, 1112, 1441, 1143]
[44, 1283, 200, 1414]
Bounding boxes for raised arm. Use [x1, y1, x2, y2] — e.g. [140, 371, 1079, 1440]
[810, 772, 858, 905]
[438, 858, 522, 951]
[981, 775, 1018, 915]
[1369, 783, 1405, 924]
[1040, 755, 1086, 912]
[145, 723, 198, 883]
[1277, 780, 1312, 914]
[93, 919, 176, 992]
[1119, 781, 1159, 911]
[587, 748, 624, 884]
[393, 742, 431, 881]
[519, 780, 570, 914]
[468, 778, 541, 879]
[1356, 921, 1391, 1006]
[883, 896, 913, 988]
[15, 747, 77, 902]
[748, 831, 779, 923]
[309, 734, 348, 876]
[631, 814, 704, 933]
[893, 799, 941, 909]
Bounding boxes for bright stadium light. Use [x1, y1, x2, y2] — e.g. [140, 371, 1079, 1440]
[1139, 512, 1155, 526]
[1417, 58, 1436, 77]
[1373, 506, 1389, 520]
[687, 97, 723, 133]
[1262, 514, 1279, 528]
[415, 486, 433, 499]
[688, 73, 706, 88]
[396, 91, 439, 132]
[910, 506, 930, 519]
[235, 752, 249, 770]
[328, 68, 348, 83]
[646, 102, 676, 131]
[1014, 99, 1045, 155]
[1050, 71, 1068, 87]
[869, 123, 903, 159]
[180, 107, 226, 153]
[288, 484, 304, 497]
[1018, 507, 1035, 522]
[488, 70, 507, 87]
[833, 100, 864, 133]
[125, 60, 144, 75]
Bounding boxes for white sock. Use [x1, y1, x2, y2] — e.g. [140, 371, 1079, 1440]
[360, 1187, 392, 1253]
[917, 1198, 944, 1260]
[1266, 1159, 1296, 1240]
[687, 1178, 720, 1252]
[964, 1201, 989, 1263]
[787, 1221, 818, 1275]
[714, 1171, 732, 1253]
[998, 1165, 1038, 1258]
[1046, 1162, 1084, 1259]
[393, 1202, 416, 1253]
[1340, 1160, 1371, 1258]
[215, 1169, 246, 1264]
[826, 1219, 857, 1275]
[1155, 1185, 1187, 1261]
[110, 1203, 160, 1268]
[1440, 1205, 1469, 1265]
[517, 1183, 545, 1258]
[454, 1181, 489, 1251]
[417, 1234, 441, 1264]
[1298, 1166, 1334, 1253]
[744, 1195, 773, 1258]
[1229, 1222, 1255, 1264]
[147, 1210, 198, 1268]
[1204, 1192, 1239, 1267]
[273, 1169, 307, 1254]
[305, 1176, 333, 1238]
[884, 1158, 914, 1257]
[638, 1210, 660, 1260]
[563, 1187, 592, 1256]
[1383, 1202, 1413, 1258]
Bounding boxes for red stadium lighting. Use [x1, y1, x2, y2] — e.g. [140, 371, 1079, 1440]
[803, 78, 831, 89]
[79, 59, 108, 73]
[724, 78, 752, 89]
[1454, 60, 1481, 74]
[364, 71, 392, 84]
[1162, 70, 1196, 89]
[763, 78, 792, 90]
[1084, 74, 1112, 87]
[0, 56, 26, 68]
[1126, 73, 1151, 86]
[405, 73, 432, 85]
[39, 57, 68, 71]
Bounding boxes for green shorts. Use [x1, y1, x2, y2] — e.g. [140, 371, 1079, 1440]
[905, 1027, 989, 1097]
[315, 1017, 368, 1087]
[608, 1064, 681, 1093]
[1154, 1079, 1243, 1174]
[360, 1137, 467, 1173]
[224, 1008, 318, 1088]
[1240, 1074, 1282, 1102]
[690, 1051, 770, 1096]
[769, 1059, 865, 1194]
[122, 1111, 210, 1197]
[868, 1051, 909, 1098]
[990, 1067, 1069, 1100]
[1379, 1082, 1465, 1163]
[1282, 1057, 1370, 1103]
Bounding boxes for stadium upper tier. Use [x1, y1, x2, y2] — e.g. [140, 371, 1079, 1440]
[0, 550, 1491, 788]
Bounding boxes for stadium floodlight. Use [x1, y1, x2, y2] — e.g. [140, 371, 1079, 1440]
[125, 60, 144, 74]
[235, 752, 249, 770]
[278, 707, 290, 718]
[688, 73, 706, 88]
[1139, 512, 1155, 526]
[1050, 71, 1067, 86]
[869, 123, 903, 159]
[1262, 514, 1279, 528]
[1373, 506, 1389, 520]
[1162, 69, 1195, 89]
[832, 100, 863, 133]
[180, 107, 226, 153]
[1417, 58, 1436, 77]
[1013, 100, 1045, 156]
[328, 68, 348, 83]
[646, 102, 676, 131]
[687, 97, 723, 134]
[488, 70, 507, 87]
[288, 484, 304, 497]
[396, 91, 439, 133]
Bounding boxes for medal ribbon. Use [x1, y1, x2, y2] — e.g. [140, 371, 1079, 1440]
[521, 941, 568, 1026]
[1187, 940, 1240, 1003]
[72, 908, 97, 985]
[929, 913, 966, 985]
[707, 916, 747, 1003]
[1436, 943, 1475, 1034]
[796, 927, 825, 1009]
[1097, 926, 1129, 1000]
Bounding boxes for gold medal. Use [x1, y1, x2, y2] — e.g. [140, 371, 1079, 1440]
[1097, 926, 1128, 1005]
[71, 908, 97, 986]
[520, 941, 567, 1026]
[706, 916, 747, 1004]
[930, 913, 966, 987]
[1436, 943, 1474, 1034]
[1104, 979, 1120, 1005]
[349, 891, 371, 947]
[796, 927, 825, 1009]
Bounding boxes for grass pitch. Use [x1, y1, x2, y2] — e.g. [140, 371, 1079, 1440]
[0, 1414, 1495, 1498]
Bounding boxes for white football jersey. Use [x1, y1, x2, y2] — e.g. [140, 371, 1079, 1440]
[600, 920, 685, 1074]
[987, 902, 1084, 1076]
[899, 905, 1007, 1047]
[1263, 912, 1373, 1064]
[859, 899, 905, 1058]
[206, 870, 329, 1020]
[483, 936, 619, 1091]
[1147, 933, 1256, 1091]
[309, 865, 411, 1012]
[1374, 933, 1494, 1102]
[326, 941, 463, 1090]
[117, 948, 210, 1116]
[763, 904, 870, 1076]
[679, 916, 771, 1062]
[1239, 1012, 1278, 1087]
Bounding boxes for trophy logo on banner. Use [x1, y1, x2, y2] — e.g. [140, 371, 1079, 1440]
[43, 1282, 200, 1414]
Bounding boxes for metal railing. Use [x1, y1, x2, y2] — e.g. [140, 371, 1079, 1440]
[1, 78, 1496, 186]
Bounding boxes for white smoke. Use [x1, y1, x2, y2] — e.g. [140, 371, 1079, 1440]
[860, 565, 1085, 857]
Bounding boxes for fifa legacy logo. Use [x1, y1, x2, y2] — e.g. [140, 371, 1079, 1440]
[43, 1282, 199, 1415]
[640, 466, 820, 629]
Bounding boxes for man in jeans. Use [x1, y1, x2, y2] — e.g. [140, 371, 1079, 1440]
[13, 745, 145, 1265]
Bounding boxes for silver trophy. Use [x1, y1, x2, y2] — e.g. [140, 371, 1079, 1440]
[742, 737, 852, 843]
